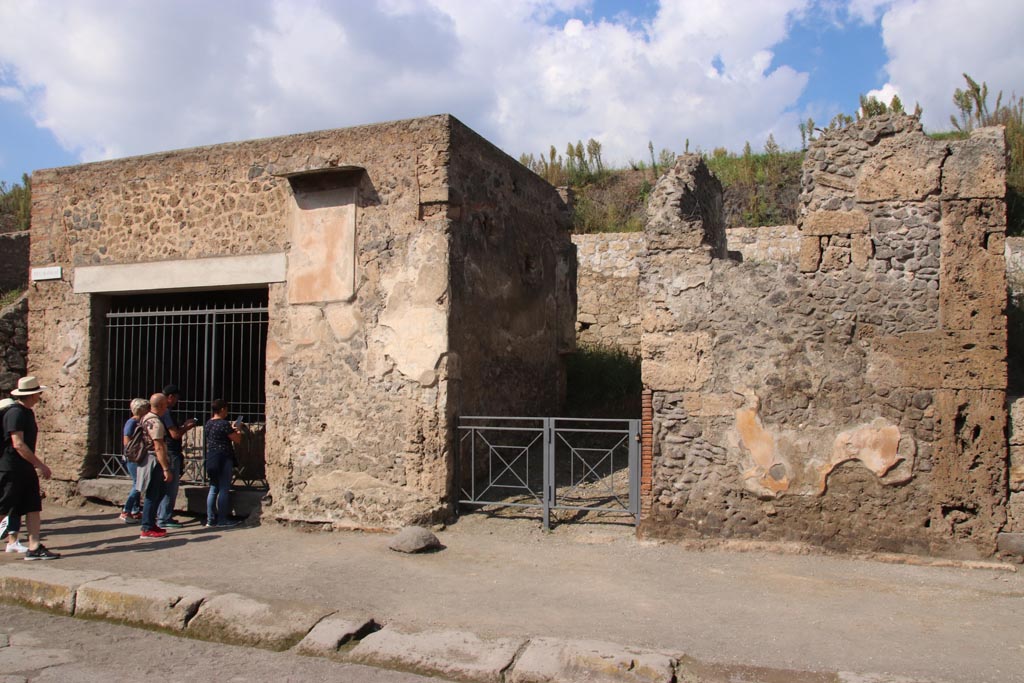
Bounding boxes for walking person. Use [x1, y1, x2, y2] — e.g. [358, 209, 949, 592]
[0, 398, 26, 552]
[138, 393, 174, 539]
[157, 384, 197, 529]
[1, 514, 26, 553]
[0, 376, 60, 560]
[204, 399, 241, 528]
[118, 398, 148, 523]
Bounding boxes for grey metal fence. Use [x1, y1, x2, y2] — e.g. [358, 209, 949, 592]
[457, 416, 640, 529]
[100, 293, 268, 487]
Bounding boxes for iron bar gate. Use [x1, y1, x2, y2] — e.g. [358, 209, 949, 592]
[457, 416, 640, 529]
[100, 292, 268, 488]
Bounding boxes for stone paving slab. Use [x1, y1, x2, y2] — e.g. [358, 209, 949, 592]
[187, 592, 333, 651]
[75, 575, 211, 631]
[291, 614, 377, 657]
[345, 627, 526, 683]
[507, 637, 677, 683]
[0, 566, 112, 614]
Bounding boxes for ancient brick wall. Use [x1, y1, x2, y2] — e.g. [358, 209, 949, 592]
[28, 115, 568, 529]
[640, 117, 1008, 558]
[571, 233, 644, 353]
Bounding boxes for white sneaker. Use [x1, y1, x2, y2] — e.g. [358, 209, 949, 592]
[6, 540, 28, 553]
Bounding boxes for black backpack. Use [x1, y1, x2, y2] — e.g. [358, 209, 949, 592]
[123, 418, 154, 464]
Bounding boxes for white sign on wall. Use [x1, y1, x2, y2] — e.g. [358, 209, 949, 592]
[30, 266, 62, 282]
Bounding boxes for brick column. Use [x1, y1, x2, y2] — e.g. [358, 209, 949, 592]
[641, 388, 654, 516]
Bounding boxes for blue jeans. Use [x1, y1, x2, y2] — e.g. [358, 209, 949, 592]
[122, 460, 140, 514]
[206, 460, 233, 525]
[157, 452, 182, 524]
[141, 464, 166, 532]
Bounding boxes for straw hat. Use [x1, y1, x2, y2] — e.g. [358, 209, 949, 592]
[10, 376, 47, 396]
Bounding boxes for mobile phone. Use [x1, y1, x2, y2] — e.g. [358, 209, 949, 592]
[233, 416, 243, 429]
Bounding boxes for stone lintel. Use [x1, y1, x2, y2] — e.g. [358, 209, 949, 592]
[73, 253, 286, 294]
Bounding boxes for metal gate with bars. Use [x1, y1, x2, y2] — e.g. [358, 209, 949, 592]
[457, 416, 640, 529]
[99, 291, 268, 487]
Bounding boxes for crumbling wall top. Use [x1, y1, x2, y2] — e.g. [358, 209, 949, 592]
[644, 154, 726, 257]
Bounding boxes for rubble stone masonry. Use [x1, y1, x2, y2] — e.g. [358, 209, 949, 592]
[572, 233, 644, 353]
[639, 116, 1008, 557]
[28, 115, 571, 529]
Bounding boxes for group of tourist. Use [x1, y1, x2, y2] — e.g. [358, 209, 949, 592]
[120, 385, 243, 538]
[0, 375, 246, 560]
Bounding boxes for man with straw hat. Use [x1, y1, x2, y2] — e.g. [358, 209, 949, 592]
[0, 376, 59, 560]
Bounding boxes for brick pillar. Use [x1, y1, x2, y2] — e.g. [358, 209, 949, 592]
[641, 388, 654, 516]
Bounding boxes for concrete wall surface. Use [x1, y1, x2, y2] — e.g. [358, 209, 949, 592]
[639, 117, 1009, 558]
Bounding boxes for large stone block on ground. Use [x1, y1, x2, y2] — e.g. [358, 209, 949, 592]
[187, 592, 333, 651]
[508, 638, 676, 683]
[75, 575, 211, 631]
[996, 532, 1024, 556]
[78, 477, 131, 506]
[0, 566, 111, 614]
[346, 627, 525, 683]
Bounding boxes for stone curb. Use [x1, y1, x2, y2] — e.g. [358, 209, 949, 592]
[0, 566, 957, 683]
[187, 592, 334, 651]
[345, 626, 526, 683]
[292, 614, 377, 657]
[75, 575, 212, 631]
[0, 565, 112, 614]
[508, 637, 676, 683]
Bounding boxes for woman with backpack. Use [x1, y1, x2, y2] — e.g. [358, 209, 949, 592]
[118, 398, 149, 523]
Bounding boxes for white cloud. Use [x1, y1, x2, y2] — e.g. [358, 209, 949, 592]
[870, 0, 1024, 132]
[0, 0, 816, 168]
[0, 86, 23, 104]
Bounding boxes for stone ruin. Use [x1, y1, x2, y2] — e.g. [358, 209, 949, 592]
[27, 115, 575, 528]
[639, 115, 1009, 557]
[18, 110, 1018, 558]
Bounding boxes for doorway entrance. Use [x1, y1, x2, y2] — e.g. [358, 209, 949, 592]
[98, 289, 269, 487]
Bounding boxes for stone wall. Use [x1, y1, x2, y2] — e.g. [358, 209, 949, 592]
[1008, 398, 1024, 534]
[448, 121, 575, 419]
[726, 225, 800, 264]
[28, 115, 569, 529]
[569, 227, 799, 355]
[572, 233, 643, 352]
[0, 293, 27, 393]
[0, 231, 28, 291]
[640, 116, 1008, 558]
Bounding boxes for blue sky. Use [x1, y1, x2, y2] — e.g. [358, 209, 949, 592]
[0, 0, 1020, 188]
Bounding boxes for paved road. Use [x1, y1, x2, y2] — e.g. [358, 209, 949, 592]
[13, 501, 1024, 682]
[0, 602, 449, 683]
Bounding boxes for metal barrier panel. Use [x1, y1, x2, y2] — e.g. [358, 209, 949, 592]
[457, 416, 639, 529]
[550, 417, 639, 525]
[101, 293, 268, 487]
[457, 416, 548, 524]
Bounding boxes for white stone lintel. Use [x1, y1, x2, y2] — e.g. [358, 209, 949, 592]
[73, 253, 287, 294]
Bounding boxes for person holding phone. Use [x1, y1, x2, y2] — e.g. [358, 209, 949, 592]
[204, 399, 242, 528]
